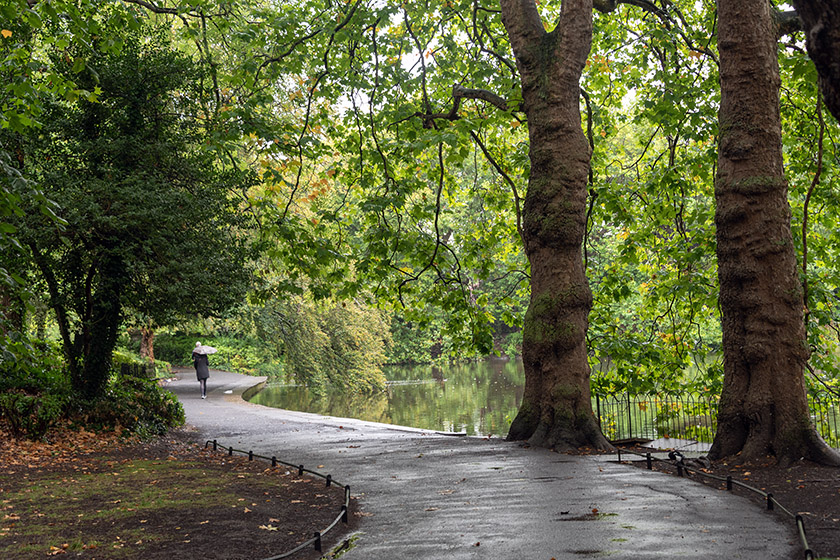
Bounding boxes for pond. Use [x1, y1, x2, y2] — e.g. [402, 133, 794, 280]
[246, 357, 525, 436]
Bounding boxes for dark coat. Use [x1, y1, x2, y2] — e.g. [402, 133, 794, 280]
[193, 352, 210, 380]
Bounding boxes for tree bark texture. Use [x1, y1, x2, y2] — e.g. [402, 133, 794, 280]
[139, 327, 156, 364]
[501, 0, 611, 451]
[791, 0, 840, 124]
[711, 0, 840, 465]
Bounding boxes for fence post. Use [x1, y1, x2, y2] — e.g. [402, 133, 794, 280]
[313, 532, 322, 552]
[646, 453, 652, 470]
[626, 392, 633, 440]
[595, 394, 602, 429]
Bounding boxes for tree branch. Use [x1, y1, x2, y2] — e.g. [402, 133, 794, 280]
[775, 10, 802, 38]
[802, 94, 825, 326]
[121, 0, 178, 14]
[469, 130, 524, 242]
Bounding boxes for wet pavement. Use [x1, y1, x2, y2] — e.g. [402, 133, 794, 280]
[166, 369, 799, 559]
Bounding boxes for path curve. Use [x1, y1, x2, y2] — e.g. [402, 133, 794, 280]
[167, 369, 798, 559]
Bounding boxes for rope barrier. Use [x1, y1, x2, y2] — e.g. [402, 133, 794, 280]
[204, 439, 351, 560]
[614, 446, 814, 560]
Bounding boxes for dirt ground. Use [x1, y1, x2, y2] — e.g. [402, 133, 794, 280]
[3, 424, 838, 559]
[618, 447, 840, 559]
[0, 427, 357, 560]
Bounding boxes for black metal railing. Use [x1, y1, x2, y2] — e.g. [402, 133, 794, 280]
[204, 440, 351, 559]
[593, 393, 719, 443]
[593, 392, 840, 448]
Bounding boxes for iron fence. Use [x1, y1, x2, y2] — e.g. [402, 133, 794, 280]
[593, 392, 840, 448]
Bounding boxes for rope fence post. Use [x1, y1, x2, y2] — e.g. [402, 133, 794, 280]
[611, 444, 816, 560]
[204, 438, 353, 560]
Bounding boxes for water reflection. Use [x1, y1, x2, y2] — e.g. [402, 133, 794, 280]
[247, 357, 525, 436]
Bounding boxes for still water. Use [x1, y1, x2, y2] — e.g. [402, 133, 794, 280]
[247, 358, 525, 436]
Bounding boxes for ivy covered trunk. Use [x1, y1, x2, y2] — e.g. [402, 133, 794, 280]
[711, 0, 840, 465]
[501, 0, 611, 451]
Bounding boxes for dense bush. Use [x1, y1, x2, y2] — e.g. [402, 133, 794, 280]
[0, 390, 67, 440]
[0, 338, 70, 440]
[112, 348, 172, 378]
[70, 374, 185, 438]
[0, 336, 183, 440]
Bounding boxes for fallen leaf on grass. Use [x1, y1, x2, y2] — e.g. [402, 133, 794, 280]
[259, 525, 279, 531]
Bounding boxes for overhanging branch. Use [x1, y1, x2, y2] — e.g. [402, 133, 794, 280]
[413, 83, 515, 127]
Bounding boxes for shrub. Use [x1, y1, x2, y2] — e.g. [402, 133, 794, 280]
[0, 338, 70, 440]
[112, 348, 172, 378]
[0, 390, 67, 440]
[72, 374, 185, 438]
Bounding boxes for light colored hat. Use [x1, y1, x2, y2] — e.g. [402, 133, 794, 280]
[195, 341, 201, 347]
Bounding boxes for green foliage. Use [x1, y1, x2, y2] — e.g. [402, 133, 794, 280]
[112, 348, 172, 379]
[277, 296, 389, 393]
[70, 374, 185, 439]
[153, 333, 282, 378]
[13, 26, 255, 398]
[0, 338, 67, 440]
[0, 390, 66, 440]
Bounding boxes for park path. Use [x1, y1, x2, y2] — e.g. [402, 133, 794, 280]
[167, 369, 798, 559]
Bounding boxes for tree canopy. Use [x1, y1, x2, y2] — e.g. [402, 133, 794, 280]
[8, 26, 255, 398]
[4, 0, 840, 461]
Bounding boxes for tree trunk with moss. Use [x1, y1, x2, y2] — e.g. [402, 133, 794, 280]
[710, 0, 840, 465]
[501, 0, 611, 451]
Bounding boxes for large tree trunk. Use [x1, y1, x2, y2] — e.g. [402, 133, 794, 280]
[501, 0, 611, 451]
[139, 326, 155, 364]
[790, 1, 840, 124]
[711, 0, 840, 465]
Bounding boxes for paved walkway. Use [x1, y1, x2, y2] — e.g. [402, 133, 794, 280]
[166, 369, 798, 559]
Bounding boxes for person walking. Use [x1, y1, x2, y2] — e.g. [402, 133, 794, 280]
[193, 341, 211, 399]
